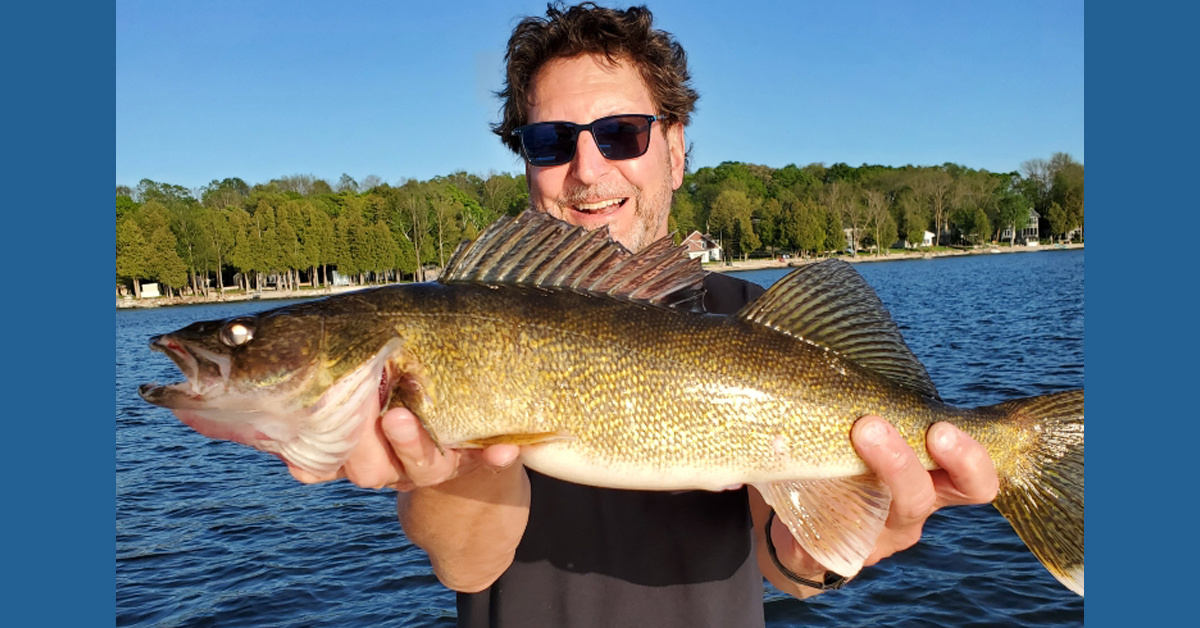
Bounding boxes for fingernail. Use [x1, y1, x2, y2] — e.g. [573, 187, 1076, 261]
[860, 418, 889, 446]
[386, 415, 419, 443]
[931, 423, 958, 453]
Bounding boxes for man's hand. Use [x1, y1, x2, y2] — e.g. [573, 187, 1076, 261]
[286, 408, 521, 490]
[850, 416, 998, 566]
[753, 415, 999, 599]
[286, 407, 530, 592]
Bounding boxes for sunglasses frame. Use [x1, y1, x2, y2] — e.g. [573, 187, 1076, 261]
[512, 114, 659, 167]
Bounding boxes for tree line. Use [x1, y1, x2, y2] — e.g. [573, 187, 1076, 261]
[116, 172, 529, 298]
[115, 153, 1082, 299]
[668, 153, 1084, 260]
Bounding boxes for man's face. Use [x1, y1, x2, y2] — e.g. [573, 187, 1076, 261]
[524, 54, 686, 253]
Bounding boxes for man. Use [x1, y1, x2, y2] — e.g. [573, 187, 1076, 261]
[289, 3, 998, 626]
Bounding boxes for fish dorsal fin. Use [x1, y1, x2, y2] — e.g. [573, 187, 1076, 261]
[737, 260, 939, 400]
[442, 210, 705, 307]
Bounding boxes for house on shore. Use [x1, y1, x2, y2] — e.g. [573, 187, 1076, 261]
[682, 231, 722, 262]
[1000, 207, 1041, 245]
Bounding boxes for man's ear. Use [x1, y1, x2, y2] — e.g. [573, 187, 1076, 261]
[666, 123, 686, 190]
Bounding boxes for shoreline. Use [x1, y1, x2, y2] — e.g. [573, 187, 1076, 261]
[117, 242, 1082, 309]
[707, 242, 1083, 273]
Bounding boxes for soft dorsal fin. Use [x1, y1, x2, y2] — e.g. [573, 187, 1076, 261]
[441, 210, 706, 307]
[737, 260, 939, 400]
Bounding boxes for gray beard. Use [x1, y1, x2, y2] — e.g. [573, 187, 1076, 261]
[555, 166, 675, 253]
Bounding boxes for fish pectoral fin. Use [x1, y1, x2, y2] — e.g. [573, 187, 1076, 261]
[754, 475, 892, 579]
[458, 431, 574, 448]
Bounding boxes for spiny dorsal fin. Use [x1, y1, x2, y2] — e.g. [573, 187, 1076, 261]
[442, 210, 706, 307]
[737, 259, 939, 400]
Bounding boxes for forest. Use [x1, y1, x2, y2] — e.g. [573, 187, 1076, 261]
[115, 153, 1083, 299]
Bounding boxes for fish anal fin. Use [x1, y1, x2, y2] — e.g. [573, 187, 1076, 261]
[458, 431, 574, 448]
[754, 475, 892, 578]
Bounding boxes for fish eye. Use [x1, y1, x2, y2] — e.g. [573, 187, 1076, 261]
[219, 320, 255, 347]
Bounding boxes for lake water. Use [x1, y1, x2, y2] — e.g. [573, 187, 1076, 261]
[116, 249, 1084, 627]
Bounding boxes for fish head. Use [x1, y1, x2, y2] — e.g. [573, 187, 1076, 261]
[138, 300, 403, 475]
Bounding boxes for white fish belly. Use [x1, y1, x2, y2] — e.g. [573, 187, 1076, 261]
[519, 442, 861, 492]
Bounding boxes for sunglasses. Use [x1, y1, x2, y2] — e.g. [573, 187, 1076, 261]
[513, 114, 658, 167]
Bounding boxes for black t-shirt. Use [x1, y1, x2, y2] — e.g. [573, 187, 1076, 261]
[457, 273, 768, 628]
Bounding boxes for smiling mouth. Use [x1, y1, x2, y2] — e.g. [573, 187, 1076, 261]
[571, 198, 627, 214]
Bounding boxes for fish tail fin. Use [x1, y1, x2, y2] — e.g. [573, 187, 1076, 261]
[987, 388, 1084, 596]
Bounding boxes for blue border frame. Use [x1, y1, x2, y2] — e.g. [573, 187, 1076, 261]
[12, 2, 114, 624]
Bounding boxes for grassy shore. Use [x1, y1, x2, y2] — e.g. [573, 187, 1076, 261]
[117, 242, 1082, 309]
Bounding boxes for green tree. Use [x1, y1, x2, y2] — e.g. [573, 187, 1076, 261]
[116, 195, 139, 223]
[227, 208, 258, 291]
[199, 206, 235, 295]
[823, 180, 862, 255]
[897, 190, 928, 248]
[146, 226, 188, 296]
[994, 181, 1030, 246]
[426, 183, 465, 270]
[1049, 160, 1084, 241]
[668, 187, 699, 242]
[336, 173, 359, 194]
[755, 197, 784, 256]
[116, 217, 148, 298]
[863, 189, 897, 255]
[911, 169, 952, 246]
[708, 189, 759, 259]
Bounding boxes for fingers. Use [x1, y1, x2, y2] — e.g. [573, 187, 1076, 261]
[376, 407, 467, 488]
[286, 462, 343, 484]
[479, 444, 521, 470]
[291, 404, 523, 491]
[338, 407, 410, 489]
[851, 415, 936, 552]
[926, 422, 998, 506]
[769, 515, 824, 577]
[849, 416, 1001, 568]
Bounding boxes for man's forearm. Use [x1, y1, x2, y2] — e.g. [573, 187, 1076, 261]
[397, 463, 531, 593]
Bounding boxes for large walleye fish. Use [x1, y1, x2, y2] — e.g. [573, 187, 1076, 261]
[140, 210, 1084, 596]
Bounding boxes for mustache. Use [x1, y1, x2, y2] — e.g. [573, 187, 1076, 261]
[557, 183, 642, 206]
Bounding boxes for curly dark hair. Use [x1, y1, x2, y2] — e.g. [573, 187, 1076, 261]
[492, 2, 699, 156]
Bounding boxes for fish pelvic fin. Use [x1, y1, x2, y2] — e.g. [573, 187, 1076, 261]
[440, 210, 706, 309]
[457, 430, 574, 448]
[989, 388, 1085, 596]
[736, 260, 939, 400]
[753, 475, 892, 579]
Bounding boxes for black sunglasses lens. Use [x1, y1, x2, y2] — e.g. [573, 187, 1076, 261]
[522, 123, 576, 166]
[594, 116, 652, 160]
[519, 115, 653, 166]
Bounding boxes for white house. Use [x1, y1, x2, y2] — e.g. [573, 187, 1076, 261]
[894, 230, 936, 249]
[682, 231, 722, 262]
[999, 208, 1040, 245]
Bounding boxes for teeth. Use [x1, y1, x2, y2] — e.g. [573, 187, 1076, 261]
[576, 199, 623, 211]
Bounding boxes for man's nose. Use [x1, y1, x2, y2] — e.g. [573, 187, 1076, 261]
[567, 129, 613, 184]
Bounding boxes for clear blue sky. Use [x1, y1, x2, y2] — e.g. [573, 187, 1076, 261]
[116, 0, 1083, 193]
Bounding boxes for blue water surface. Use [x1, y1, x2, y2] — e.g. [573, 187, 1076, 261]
[116, 249, 1084, 627]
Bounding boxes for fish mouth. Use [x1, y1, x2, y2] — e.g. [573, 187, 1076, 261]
[138, 334, 232, 408]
